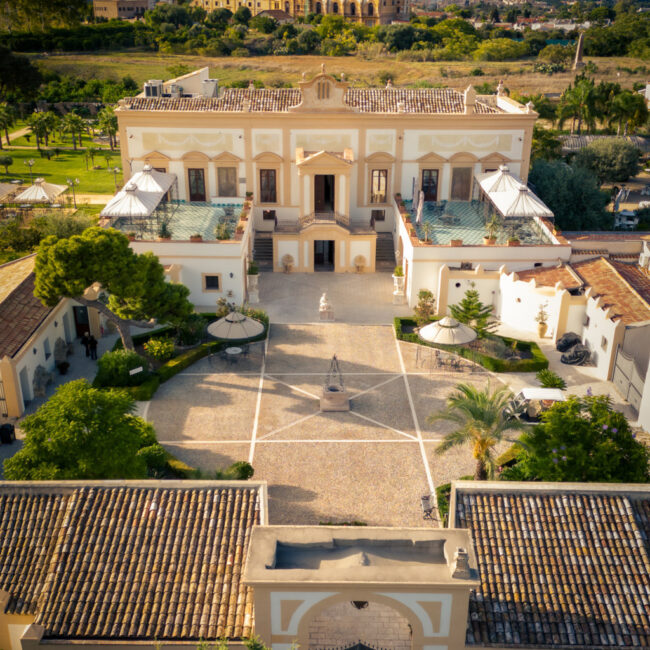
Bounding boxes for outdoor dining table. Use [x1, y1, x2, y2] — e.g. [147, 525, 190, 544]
[225, 346, 242, 356]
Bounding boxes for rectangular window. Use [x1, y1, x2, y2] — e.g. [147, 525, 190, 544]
[451, 167, 472, 201]
[263, 209, 277, 220]
[422, 169, 439, 201]
[188, 168, 206, 202]
[371, 169, 388, 203]
[217, 167, 237, 197]
[371, 209, 385, 222]
[260, 169, 277, 203]
[203, 275, 221, 291]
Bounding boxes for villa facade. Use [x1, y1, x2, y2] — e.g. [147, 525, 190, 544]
[113, 66, 563, 307]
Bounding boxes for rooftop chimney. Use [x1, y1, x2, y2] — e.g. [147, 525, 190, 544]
[451, 546, 471, 579]
[463, 85, 476, 114]
[202, 79, 219, 98]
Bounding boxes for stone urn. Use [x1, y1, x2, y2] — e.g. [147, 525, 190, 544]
[537, 322, 548, 338]
[247, 273, 259, 304]
[392, 273, 406, 305]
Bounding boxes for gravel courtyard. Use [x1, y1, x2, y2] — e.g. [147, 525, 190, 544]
[148, 323, 494, 526]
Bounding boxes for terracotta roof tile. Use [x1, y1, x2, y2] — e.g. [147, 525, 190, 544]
[0, 485, 260, 641]
[609, 259, 650, 303]
[455, 489, 650, 649]
[122, 88, 500, 114]
[0, 272, 53, 358]
[516, 264, 582, 289]
[572, 257, 650, 324]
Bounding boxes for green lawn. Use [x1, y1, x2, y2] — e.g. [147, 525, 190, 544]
[9, 130, 112, 149]
[0, 148, 121, 194]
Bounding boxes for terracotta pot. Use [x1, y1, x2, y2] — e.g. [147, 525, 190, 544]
[190, 235, 202, 242]
[537, 322, 548, 338]
[483, 237, 496, 246]
[450, 239, 463, 247]
[157, 236, 171, 242]
[507, 239, 520, 247]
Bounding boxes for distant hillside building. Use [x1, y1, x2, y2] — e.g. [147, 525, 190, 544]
[93, 0, 153, 20]
[191, 0, 409, 25]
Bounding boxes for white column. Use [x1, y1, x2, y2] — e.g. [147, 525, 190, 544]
[440, 163, 451, 201]
[303, 174, 310, 215]
[303, 240, 310, 268]
[338, 175, 346, 214]
[208, 163, 217, 200]
[339, 240, 346, 267]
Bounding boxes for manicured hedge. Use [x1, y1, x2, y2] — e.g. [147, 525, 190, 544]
[112, 326, 175, 351]
[394, 317, 548, 373]
[156, 343, 216, 382]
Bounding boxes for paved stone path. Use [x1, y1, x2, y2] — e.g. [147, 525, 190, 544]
[148, 322, 492, 527]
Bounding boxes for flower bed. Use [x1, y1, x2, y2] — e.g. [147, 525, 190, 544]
[394, 317, 548, 372]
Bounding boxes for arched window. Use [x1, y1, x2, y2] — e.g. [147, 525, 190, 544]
[315, 1, 321, 11]
[350, 2, 355, 14]
[332, 1, 338, 11]
[367, 2, 373, 14]
[317, 80, 330, 100]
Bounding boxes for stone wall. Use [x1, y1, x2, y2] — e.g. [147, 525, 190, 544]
[308, 600, 412, 649]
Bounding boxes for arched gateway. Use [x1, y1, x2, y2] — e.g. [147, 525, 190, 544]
[244, 527, 479, 649]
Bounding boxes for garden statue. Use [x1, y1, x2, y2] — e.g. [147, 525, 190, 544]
[319, 292, 334, 321]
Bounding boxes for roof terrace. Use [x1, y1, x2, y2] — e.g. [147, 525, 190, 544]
[403, 199, 553, 246]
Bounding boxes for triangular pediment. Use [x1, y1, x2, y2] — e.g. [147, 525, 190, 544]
[213, 151, 242, 163]
[417, 152, 447, 164]
[296, 149, 353, 169]
[254, 151, 283, 163]
[143, 150, 171, 162]
[449, 151, 479, 163]
[480, 151, 512, 163]
[181, 150, 210, 162]
[366, 152, 396, 163]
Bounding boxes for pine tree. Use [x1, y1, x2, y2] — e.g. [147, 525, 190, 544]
[449, 283, 496, 339]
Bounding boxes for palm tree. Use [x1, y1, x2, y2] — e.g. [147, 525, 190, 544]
[608, 90, 649, 135]
[62, 112, 85, 151]
[0, 103, 15, 148]
[26, 112, 47, 149]
[97, 106, 118, 151]
[557, 77, 598, 134]
[428, 382, 526, 480]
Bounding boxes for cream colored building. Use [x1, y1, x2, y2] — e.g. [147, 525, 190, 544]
[111, 67, 569, 309]
[190, 0, 408, 26]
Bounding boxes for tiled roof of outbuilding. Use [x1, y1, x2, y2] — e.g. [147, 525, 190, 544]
[0, 270, 53, 358]
[121, 87, 500, 114]
[0, 483, 262, 641]
[516, 264, 582, 289]
[454, 484, 650, 649]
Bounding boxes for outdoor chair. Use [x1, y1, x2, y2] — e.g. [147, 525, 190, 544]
[241, 343, 250, 358]
[421, 495, 435, 521]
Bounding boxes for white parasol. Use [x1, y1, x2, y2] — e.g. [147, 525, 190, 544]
[419, 316, 477, 345]
[415, 190, 425, 225]
[207, 311, 264, 340]
[14, 178, 67, 203]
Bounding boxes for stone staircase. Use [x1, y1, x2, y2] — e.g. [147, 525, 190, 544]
[375, 233, 395, 271]
[253, 233, 273, 271]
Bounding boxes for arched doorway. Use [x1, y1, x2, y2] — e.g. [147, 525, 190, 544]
[308, 600, 412, 649]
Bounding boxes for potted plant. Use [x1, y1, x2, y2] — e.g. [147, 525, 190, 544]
[422, 222, 432, 243]
[483, 214, 500, 245]
[354, 254, 366, 273]
[215, 223, 231, 240]
[535, 303, 549, 338]
[392, 265, 406, 304]
[234, 224, 244, 240]
[127, 232, 136, 242]
[189, 233, 203, 242]
[507, 236, 520, 246]
[158, 222, 172, 241]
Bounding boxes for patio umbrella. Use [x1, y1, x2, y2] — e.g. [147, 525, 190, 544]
[415, 190, 425, 225]
[100, 183, 163, 218]
[500, 186, 554, 219]
[419, 316, 477, 345]
[207, 311, 264, 340]
[130, 164, 176, 194]
[476, 165, 524, 194]
[14, 178, 67, 203]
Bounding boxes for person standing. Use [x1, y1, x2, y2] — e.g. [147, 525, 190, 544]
[88, 335, 98, 361]
[81, 331, 91, 357]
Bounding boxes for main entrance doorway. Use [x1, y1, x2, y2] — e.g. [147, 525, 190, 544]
[314, 174, 335, 213]
[314, 240, 335, 271]
[73, 306, 89, 338]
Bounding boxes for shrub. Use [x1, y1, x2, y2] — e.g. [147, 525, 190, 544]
[94, 350, 150, 387]
[175, 313, 206, 346]
[167, 456, 195, 478]
[394, 318, 548, 372]
[414, 289, 436, 326]
[220, 460, 255, 480]
[112, 326, 174, 350]
[156, 344, 213, 382]
[143, 337, 175, 362]
[121, 376, 160, 401]
[536, 368, 567, 389]
[137, 443, 169, 473]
